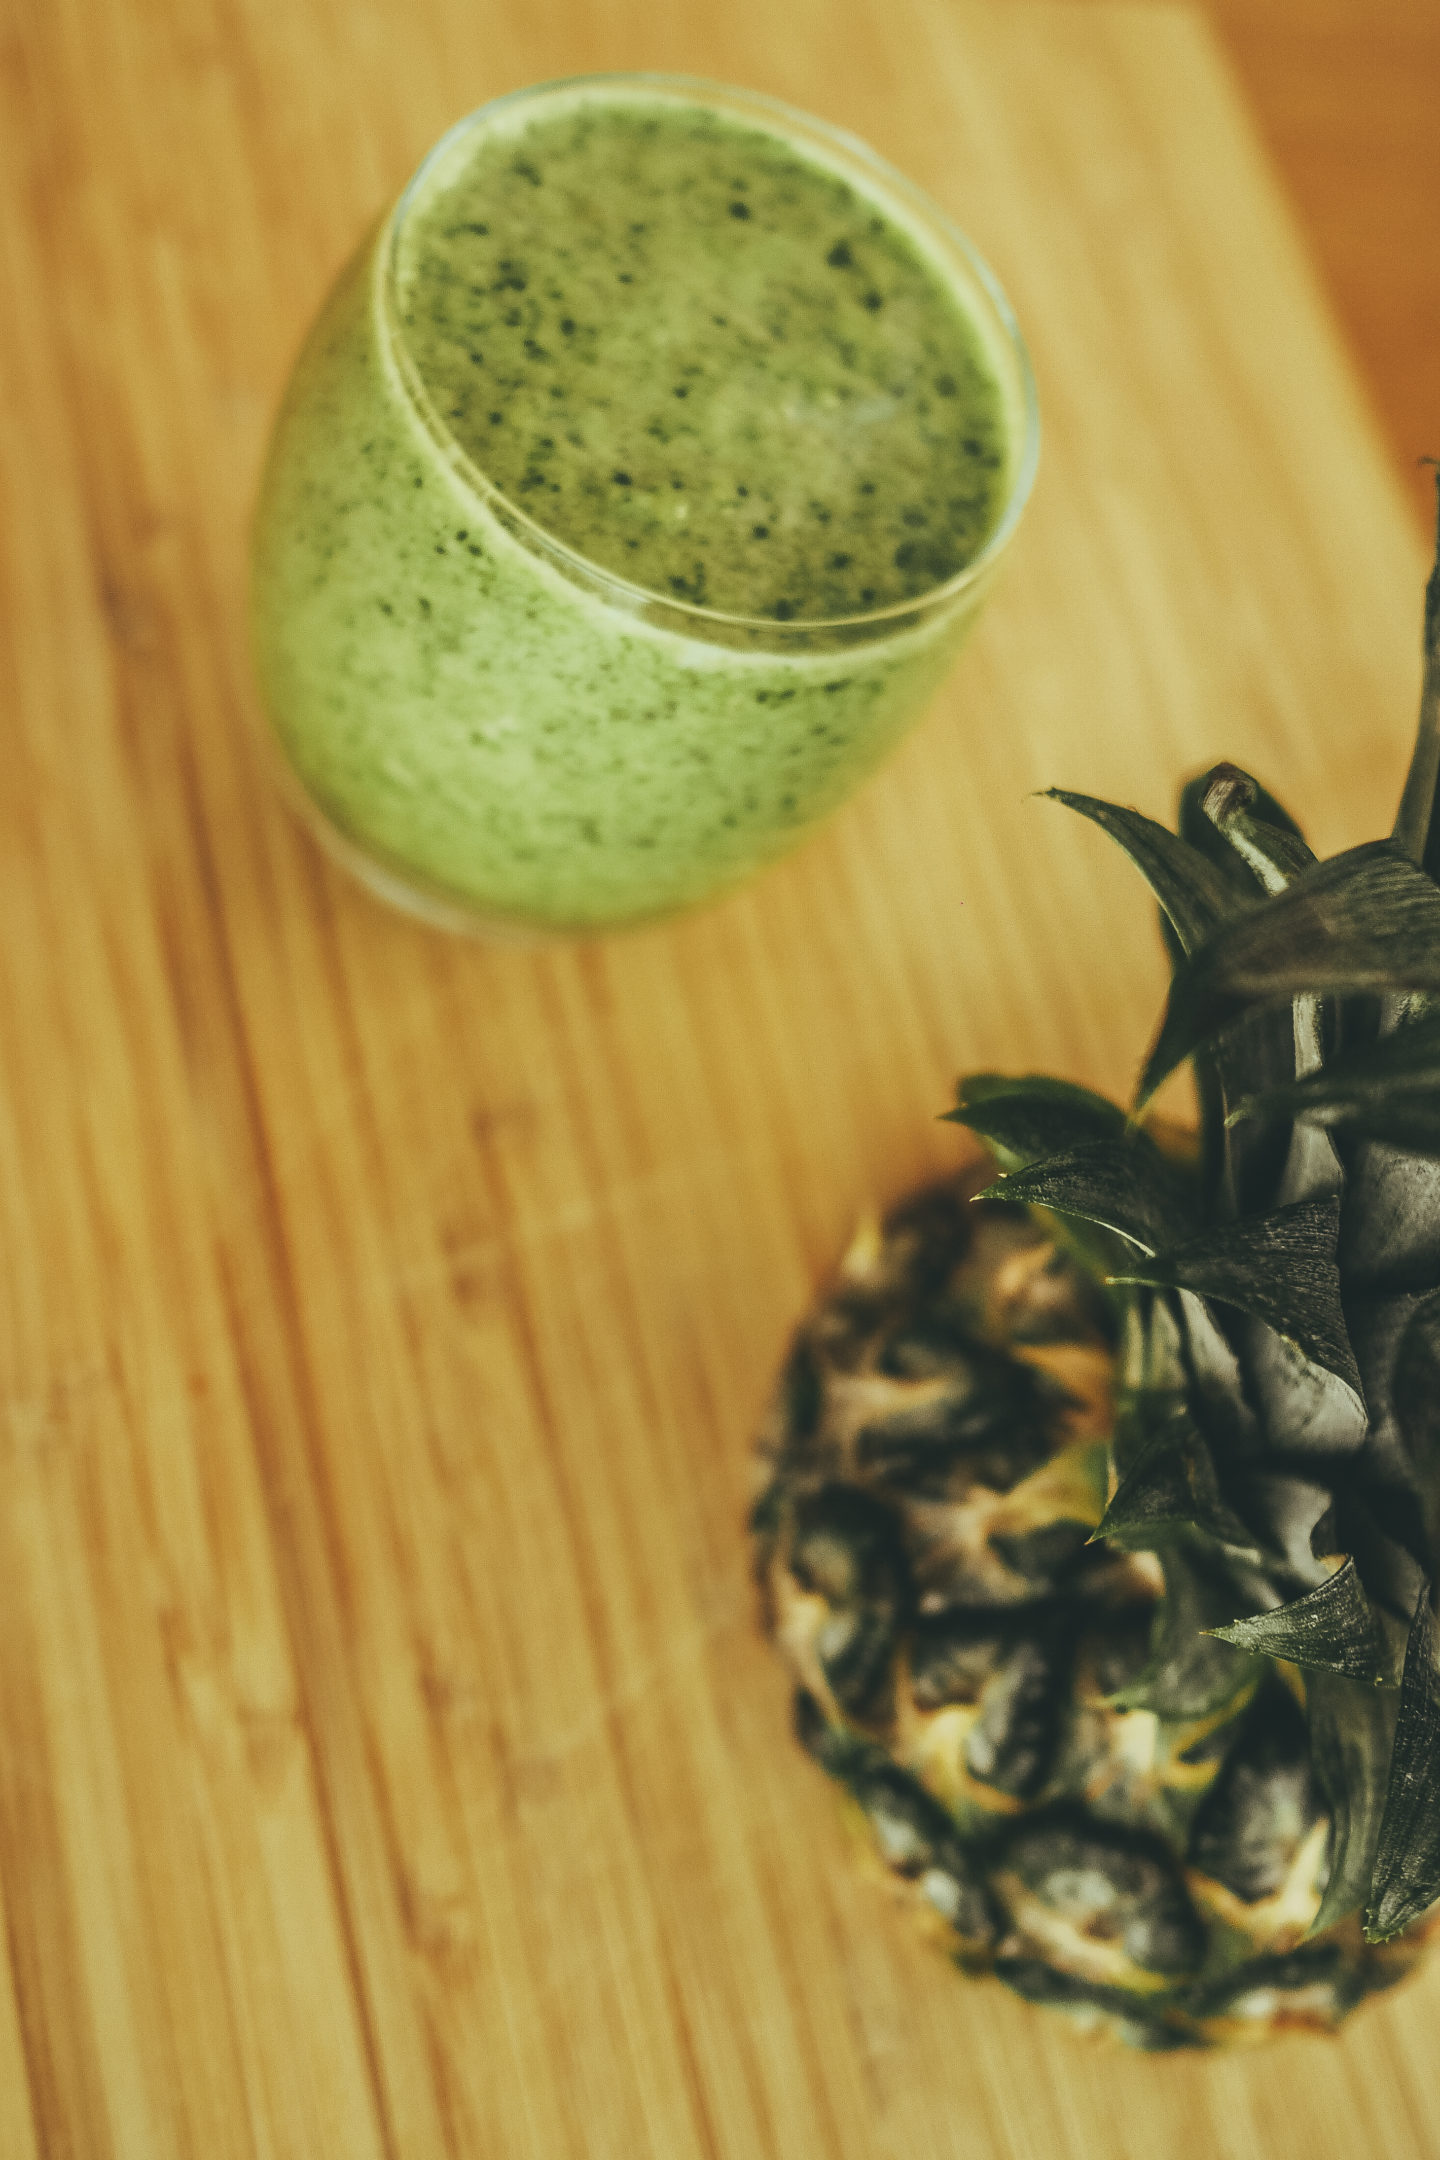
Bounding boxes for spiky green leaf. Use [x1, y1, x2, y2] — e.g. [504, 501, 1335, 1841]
[976, 1139, 1196, 1257]
[1096, 1417, 1260, 1556]
[1306, 1672, 1400, 1936]
[1112, 1194, 1363, 1398]
[944, 1074, 1126, 1172]
[1366, 1585, 1440, 1940]
[1138, 842, 1440, 1104]
[1206, 1559, 1394, 1684]
[1045, 791, 1245, 957]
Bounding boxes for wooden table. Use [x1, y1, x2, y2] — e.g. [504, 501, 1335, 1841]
[1076, 0, 1439, 534]
[1, 3, 1435, 2155]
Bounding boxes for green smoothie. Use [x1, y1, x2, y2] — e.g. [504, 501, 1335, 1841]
[251, 76, 1036, 933]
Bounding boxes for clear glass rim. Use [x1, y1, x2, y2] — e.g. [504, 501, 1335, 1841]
[379, 71, 1040, 645]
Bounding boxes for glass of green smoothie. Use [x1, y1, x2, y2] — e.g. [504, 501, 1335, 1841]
[251, 75, 1038, 936]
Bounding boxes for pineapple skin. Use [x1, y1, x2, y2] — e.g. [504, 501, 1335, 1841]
[752, 1166, 1430, 2048]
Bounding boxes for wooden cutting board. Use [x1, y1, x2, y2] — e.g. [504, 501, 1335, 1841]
[1, 2, 1433, 2155]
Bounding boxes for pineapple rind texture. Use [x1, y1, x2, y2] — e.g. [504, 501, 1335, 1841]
[753, 1172, 1433, 2047]
[754, 511, 1440, 2043]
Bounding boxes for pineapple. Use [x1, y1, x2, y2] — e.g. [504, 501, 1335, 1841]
[753, 507, 1440, 2046]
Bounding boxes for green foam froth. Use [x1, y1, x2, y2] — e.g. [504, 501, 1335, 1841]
[393, 96, 1009, 622]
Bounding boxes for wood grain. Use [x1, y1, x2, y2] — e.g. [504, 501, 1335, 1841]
[1069, 0, 1440, 532]
[0, 2, 1435, 2155]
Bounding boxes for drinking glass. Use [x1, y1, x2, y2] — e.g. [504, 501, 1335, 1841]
[251, 74, 1038, 935]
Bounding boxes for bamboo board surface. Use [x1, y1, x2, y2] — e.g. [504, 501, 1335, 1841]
[1, 2, 1435, 2155]
[1073, 0, 1438, 532]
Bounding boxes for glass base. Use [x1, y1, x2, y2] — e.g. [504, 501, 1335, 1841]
[262, 734, 568, 943]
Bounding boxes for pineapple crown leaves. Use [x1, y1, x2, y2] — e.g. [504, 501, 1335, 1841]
[1228, 1006, 1440, 1155]
[949, 485, 1440, 1942]
[1109, 1195, 1363, 1398]
[1134, 843, 1440, 1111]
